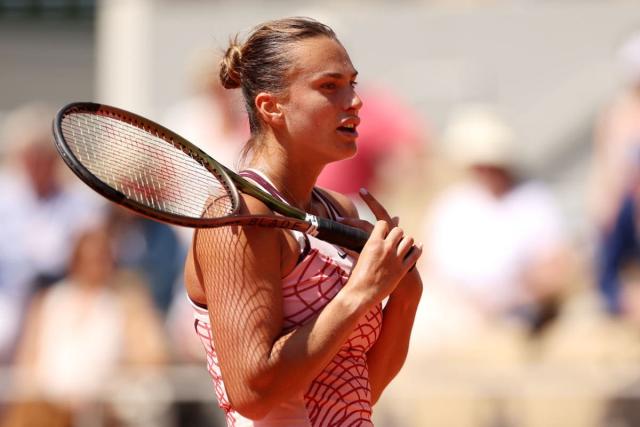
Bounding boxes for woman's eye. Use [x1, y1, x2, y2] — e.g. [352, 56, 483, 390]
[322, 82, 337, 90]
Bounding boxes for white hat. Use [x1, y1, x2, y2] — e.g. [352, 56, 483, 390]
[443, 104, 515, 168]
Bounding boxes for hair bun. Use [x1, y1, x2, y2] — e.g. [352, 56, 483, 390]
[219, 41, 243, 89]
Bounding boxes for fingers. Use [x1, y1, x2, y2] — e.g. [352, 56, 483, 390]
[396, 234, 414, 258]
[386, 226, 404, 248]
[359, 188, 392, 223]
[402, 242, 423, 269]
[337, 214, 397, 233]
[359, 188, 402, 228]
[387, 228, 419, 261]
[370, 220, 390, 239]
[347, 209, 421, 270]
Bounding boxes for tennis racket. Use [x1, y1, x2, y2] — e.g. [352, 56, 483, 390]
[52, 102, 369, 252]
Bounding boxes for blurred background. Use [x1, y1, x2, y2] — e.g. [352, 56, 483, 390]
[3, 0, 640, 426]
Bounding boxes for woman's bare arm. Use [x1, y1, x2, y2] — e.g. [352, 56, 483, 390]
[192, 195, 420, 419]
[333, 189, 424, 404]
[366, 268, 422, 404]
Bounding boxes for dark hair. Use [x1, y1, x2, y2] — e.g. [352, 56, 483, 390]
[219, 17, 337, 149]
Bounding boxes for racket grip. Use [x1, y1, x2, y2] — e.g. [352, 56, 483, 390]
[315, 217, 369, 253]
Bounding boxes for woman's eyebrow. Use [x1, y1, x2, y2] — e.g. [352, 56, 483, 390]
[315, 70, 359, 79]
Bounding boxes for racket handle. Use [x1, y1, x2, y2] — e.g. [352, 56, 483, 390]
[315, 217, 369, 253]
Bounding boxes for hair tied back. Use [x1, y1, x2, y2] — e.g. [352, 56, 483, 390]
[220, 41, 243, 89]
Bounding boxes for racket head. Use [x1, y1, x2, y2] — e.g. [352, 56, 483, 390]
[52, 102, 241, 227]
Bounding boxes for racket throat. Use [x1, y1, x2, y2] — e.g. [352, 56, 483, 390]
[304, 213, 320, 236]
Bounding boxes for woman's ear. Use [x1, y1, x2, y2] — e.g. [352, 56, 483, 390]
[255, 92, 284, 126]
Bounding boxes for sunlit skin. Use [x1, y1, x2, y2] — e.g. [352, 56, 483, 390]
[275, 37, 361, 162]
[184, 35, 423, 419]
[249, 36, 362, 212]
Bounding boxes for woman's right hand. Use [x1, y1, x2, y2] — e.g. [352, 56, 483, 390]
[345, 219, 422, 307]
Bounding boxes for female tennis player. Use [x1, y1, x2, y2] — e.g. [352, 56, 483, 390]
[184, 17, 423, 426]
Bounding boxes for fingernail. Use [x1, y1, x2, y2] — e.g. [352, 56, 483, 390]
[336, 216, 344, 221]
[359, 188, 368, 196]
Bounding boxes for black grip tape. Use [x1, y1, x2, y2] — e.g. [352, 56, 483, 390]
[315, 217, 369, 253]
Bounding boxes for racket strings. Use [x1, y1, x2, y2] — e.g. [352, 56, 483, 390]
[60, 112, 235, 219]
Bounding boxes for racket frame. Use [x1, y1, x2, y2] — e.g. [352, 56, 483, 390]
[53, 102, 368, 250]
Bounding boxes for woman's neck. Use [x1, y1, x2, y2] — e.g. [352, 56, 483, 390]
[248, 139, 324, 211]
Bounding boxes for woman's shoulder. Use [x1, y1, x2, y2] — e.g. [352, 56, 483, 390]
[314, 186, 359, 219]
[192, 193, 283, 248]
[240, 192, 279, 215]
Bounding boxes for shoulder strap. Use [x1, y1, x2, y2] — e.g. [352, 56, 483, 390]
[239, 169, 288, 202]
[241, 169, 344, 222]
[240, 169, 311, 258]
[312, 188, 343, 221]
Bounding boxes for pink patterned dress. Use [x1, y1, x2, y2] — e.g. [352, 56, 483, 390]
[190, 169, 383, 426]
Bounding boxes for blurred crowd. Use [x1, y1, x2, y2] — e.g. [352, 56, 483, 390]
[3, 31, 640, 427]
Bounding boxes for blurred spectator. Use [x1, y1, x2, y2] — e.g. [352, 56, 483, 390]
[601, 262, 640, 427]
[3, 224, 169, 427]
[618, 261, 640, 330]
[162, 49, 248, 172]
[513, 261, 640, 427]
[589, 30, 640, 231]
[419, 104, 569, 319]
[316, 83, 428, 218]
[594, 34, 640, 311]
[374, 105, 572, 426]
[596, 186, 640, 314]
[106, 206, 185, 316]
[595, 32, 640, 312]
[0, 102, 104, 363]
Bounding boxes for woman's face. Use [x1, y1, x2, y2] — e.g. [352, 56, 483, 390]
[278, 36, 362, 163]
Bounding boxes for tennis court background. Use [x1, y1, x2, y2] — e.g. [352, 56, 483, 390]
[3, 1, 640, 426]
